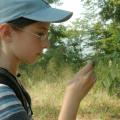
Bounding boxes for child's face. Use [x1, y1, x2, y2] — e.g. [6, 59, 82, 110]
[10, 22, 50, 64]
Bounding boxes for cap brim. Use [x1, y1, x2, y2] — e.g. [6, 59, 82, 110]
[23, 7, 73, 23]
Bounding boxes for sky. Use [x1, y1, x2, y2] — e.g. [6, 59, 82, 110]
[52, 0, 85, 23]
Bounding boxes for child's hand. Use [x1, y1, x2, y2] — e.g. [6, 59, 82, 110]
[67, 60, 96, 100]
[59, 61, 96, 120]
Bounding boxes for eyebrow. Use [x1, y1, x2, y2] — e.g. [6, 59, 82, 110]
[37, 26, 49, 31]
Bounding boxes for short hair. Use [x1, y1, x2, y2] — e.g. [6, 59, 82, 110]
[8, 17, 37, 29]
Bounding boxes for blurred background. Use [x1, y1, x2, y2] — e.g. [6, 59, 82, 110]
[19, 0, 120, 119]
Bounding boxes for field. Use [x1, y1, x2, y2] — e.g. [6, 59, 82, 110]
[20, 62, 120, 120]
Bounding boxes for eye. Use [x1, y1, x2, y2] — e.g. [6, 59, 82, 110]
[37, 32, 45, 36]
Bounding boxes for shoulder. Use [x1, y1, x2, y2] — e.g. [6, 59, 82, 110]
[0, 84, 29, 120]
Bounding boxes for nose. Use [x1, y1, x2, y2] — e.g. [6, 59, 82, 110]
[42, 38, 50, 49]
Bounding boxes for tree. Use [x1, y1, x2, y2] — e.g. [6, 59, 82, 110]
[100, 0, 120, 23]
[81, 0, 120, 97]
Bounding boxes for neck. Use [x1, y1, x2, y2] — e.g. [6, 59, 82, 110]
[0, 49, 20, 76]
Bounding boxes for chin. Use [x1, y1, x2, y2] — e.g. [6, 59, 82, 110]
[27, 60, 37, 64]
[24, 58, 37, 64]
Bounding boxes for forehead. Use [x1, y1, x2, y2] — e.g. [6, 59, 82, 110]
[25, 22, 50, 31]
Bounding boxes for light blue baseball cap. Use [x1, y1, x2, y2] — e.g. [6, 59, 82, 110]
[0, 0, 73, 23]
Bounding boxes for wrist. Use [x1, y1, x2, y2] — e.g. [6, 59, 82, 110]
[66, 83, 85, 101]
[58, 87, 81, 120]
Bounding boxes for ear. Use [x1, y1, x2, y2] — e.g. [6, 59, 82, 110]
[0, 24, 13, 43]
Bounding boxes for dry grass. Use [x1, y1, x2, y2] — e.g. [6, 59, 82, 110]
[21, 62, 120, 120]
[26, 75, 120, 120]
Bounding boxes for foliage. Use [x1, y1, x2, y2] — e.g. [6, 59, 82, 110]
[100, 0, 120, 23]
[19, 0, 120, 97]
[80, 0, 120, 97]
[36, 22, 84, 72]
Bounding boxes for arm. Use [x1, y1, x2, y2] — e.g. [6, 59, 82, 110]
[58, 61, 96, 120]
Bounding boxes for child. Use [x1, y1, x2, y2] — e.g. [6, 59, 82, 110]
[0, 0, 96, 120]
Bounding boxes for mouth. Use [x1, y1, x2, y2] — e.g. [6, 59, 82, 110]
[36, 51, 43, 56]
[36, 53, 41, 56]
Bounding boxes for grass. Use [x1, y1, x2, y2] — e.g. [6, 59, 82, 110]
[28, 82, 120, 120]
[20, 62, 120, 120]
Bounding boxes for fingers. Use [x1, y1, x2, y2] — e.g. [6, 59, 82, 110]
[85, 70, 96, 84]
[79, 70, 96, 98]
[67, 60, 96, 92]
[80, 60, 95, 75]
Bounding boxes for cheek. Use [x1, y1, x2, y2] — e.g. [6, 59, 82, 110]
[12, 32, 47, 63]
[11, 37, 44, 63]
[11, 42, 30, 60]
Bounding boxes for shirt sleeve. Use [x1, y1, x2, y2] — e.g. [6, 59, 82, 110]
[0, 84, 29, 120]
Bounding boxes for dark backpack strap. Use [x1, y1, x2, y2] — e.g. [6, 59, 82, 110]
[0, 68, 32, 114]
[18, 82, 33, 115]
